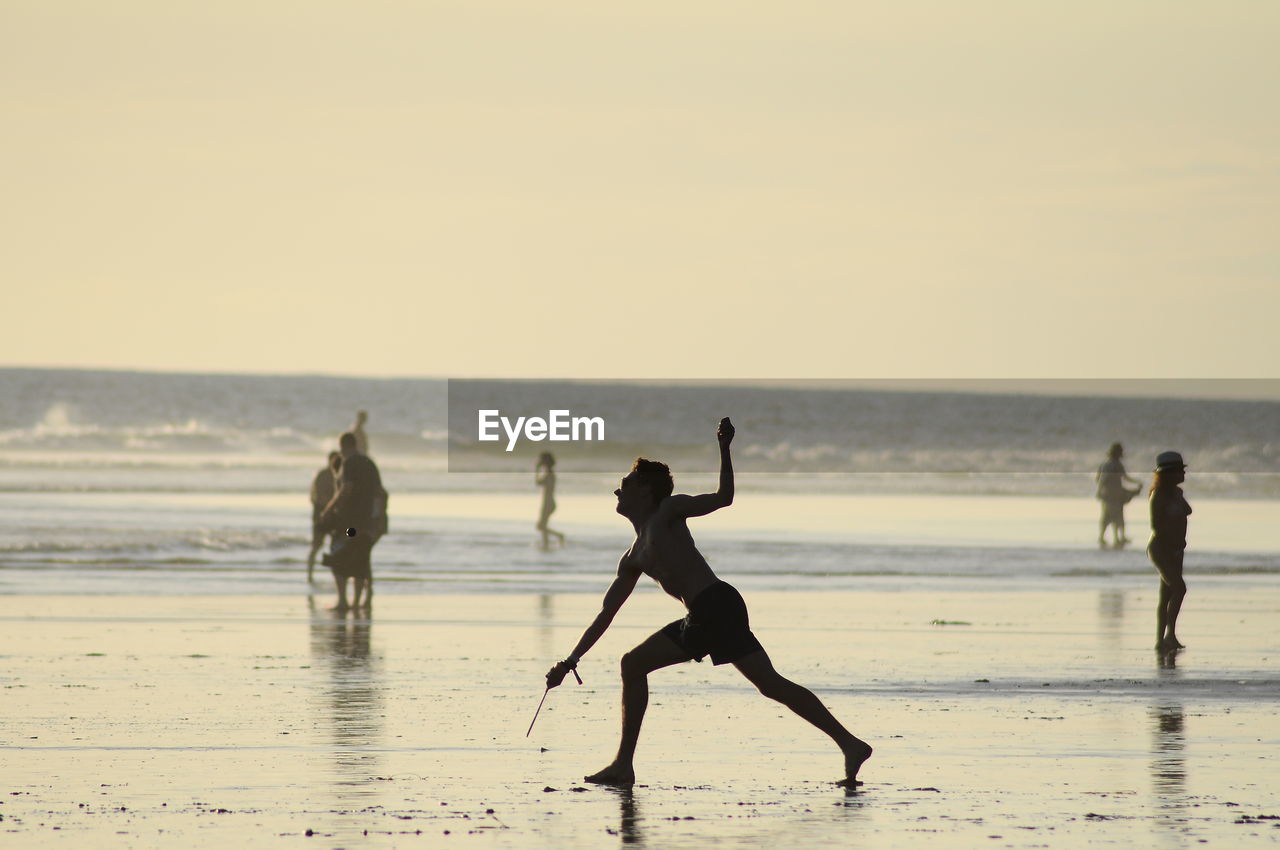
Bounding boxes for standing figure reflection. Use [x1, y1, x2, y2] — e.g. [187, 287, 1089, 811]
[1097, 589, 1125, 647]
[537, 593, 555, 661]
[605, 785, 645, 846]
[310, 608, 383, 799]
[1149, 701, 1188, 840]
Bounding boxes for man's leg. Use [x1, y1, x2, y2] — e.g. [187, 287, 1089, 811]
[349, 541, 373, 609]
[332, 573, 350, 611]
[733, 649, 872, 785]
[584, 630, 692, 786]
[365, 540, 375, 607]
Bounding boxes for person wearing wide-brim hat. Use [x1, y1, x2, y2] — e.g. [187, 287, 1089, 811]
[1148, 451, 1192, 652]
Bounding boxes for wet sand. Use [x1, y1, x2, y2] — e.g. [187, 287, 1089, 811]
[3, 586, 1279, 848]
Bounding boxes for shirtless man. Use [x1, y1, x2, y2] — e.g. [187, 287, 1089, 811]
[545, 417, 872, 787]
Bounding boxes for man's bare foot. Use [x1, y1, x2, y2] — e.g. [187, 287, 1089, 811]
[836, 739, 873, 787]
[331, 602, 350, 613]
[584, 763, 635, 786]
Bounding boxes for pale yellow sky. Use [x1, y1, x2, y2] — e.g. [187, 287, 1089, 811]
[3, 2, 1277, 378]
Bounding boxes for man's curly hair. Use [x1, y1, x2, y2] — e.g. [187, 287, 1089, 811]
[631, 458, 673, 503]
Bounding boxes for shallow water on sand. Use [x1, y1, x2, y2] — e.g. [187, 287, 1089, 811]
[3, 490, 1278, 600]
[3, 588, 1278, 848]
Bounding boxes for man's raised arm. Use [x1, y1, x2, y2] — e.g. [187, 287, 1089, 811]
[665, 417, 735, 519]
[545, 566, 641, 687]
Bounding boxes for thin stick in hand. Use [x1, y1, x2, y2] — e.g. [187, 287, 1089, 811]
[526, 688, 550, 737]
[526, 667, 583, 737]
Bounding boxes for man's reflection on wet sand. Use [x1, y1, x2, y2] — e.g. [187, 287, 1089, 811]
[604, 785, 645, 846]
[309, 602, 383, 800]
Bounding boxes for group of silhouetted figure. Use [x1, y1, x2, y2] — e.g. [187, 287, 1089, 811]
[1096, 442, 1192, 653]
[308, 411, 387, 611]
[307, 412, 565, 608]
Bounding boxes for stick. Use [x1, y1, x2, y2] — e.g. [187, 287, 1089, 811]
[526, 667, 583, 737]
[526, 688, 550, 737]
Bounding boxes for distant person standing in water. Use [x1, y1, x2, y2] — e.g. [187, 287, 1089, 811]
[1149, 451, 1192, 652]
[321, 432, 387, 612]
[544, 418, 871, 788]
[1096, 442, 1143, 548]
[351, 410, 369, 456]
[307, 451, 342, 583]
[535, 451, 566, 548]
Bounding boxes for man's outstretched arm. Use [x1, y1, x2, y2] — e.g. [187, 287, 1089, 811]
[546, 567, 641, 687]
[664, 417, 735, 519]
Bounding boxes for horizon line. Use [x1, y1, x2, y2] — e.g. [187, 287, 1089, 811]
[4, 365, 1280, 402]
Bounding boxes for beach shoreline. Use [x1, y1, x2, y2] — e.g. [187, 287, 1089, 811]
[4, 487, 1279, 603]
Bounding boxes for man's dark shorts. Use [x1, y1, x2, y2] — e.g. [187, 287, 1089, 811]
[660, 580, 764, 665]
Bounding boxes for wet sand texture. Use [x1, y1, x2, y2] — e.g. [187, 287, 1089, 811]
[2, 588, 1278, 848]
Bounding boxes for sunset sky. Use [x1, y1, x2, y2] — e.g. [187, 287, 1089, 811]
[3, 1, 1277, 379]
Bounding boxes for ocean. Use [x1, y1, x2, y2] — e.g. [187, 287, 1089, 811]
[2, 369, 1277, 595]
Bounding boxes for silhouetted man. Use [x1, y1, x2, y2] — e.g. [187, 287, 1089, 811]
[545, 418, 871, 787]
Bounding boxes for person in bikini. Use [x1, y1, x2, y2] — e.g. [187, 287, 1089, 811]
[535, 451, 566, 549]
[1148, 450, 1192, 652]
[545, 417, 872, 787]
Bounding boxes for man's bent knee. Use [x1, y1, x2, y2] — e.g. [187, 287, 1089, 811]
[620, 650, 646, 680]
[753, 673, 791, 702]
